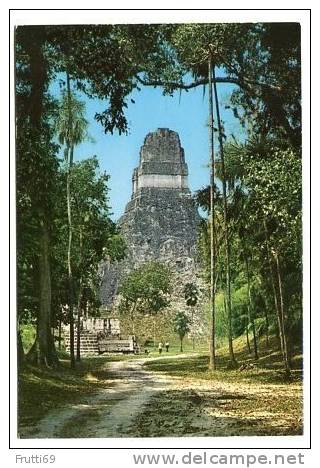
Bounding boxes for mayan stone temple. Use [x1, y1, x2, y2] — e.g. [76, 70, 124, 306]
[100, 128, 201, 312]
[65, 128, 204, 356]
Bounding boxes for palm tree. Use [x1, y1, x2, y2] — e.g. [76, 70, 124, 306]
[183, 282, 199, 350]
[55, 76, 89, 368]
[173, 312, 190, 353]
[211, 67, 237, 368]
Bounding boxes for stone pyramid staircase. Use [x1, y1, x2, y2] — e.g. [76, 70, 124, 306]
[64, 329, 99, 356]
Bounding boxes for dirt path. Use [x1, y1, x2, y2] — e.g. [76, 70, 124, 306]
[27, 355, 303, 438]
[28, 356, 182, 438]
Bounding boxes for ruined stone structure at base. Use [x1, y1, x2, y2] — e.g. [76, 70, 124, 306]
[99, 128, 206, 343]
[63, 318, 139, 356]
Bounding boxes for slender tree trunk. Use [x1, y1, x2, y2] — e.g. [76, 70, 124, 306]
[273, 250, 291, 375]
[66, 70, 75, 369]
[130, 303, 137, 335]
[244, 255, 259, 360]
[76, 228, 84, 362]
[264, 307, 270, 349]
[17, 327, 25, 366]
[67, 154, 75, 368]
[76, 282, 83, 362]
[246, 322, 251, 354]
[180, 338, 183, 353]
[208, 55, 216, 370]
[264, 222, 283, 350]
[263, 221, 290, 374]
[58, 319, 62, 350]
[212, 67, 236, 366]
[192, 308, 195, 351]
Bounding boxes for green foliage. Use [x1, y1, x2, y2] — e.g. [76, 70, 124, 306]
[196, 133, 302, 358]
[119, 262, 172, 316]
[183, 283, 199, 307]
[54, 90, 92, 159]
[16, 104, 60, 324]
[170, 23, 247, 73]
[140, 23, 301, 149]
[52, 157, 125, 321]
[20, 324, 37, 353]
[173, 311, 190, 351]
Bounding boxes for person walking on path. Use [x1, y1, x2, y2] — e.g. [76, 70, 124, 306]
[158, 341, 163, 354]
[165, 341, 170, 352]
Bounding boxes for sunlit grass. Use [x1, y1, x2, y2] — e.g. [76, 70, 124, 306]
[144, 335, 303, 385]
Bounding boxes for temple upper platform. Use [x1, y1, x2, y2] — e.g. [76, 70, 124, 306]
[132, 128, 189, 193]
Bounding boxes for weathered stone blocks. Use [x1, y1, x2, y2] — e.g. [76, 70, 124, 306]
[100, 129, 203, 322]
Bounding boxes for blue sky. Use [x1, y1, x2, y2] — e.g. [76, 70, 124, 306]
[51, 76, 244, 220]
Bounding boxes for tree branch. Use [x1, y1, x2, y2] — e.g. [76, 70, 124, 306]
[135, 75, 281, 93]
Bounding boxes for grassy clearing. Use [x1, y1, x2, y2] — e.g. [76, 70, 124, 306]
[144, 335, 303, 385]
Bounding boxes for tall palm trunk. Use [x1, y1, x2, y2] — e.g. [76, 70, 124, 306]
[66, 70, 75, 369]
[76, 228, 83, 362]
[244, 255, 259, 360]
[212, 67, 236, 366]
[208, 55, 216, 370]
[76, 282, 83, 362]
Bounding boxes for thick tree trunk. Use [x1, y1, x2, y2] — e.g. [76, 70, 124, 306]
[27, 220, 59, 367]
[208, 55, 216, 370]
[23, 28, 58, 368]
[212, 67, 236, 367]
[244, 255, 259, 360]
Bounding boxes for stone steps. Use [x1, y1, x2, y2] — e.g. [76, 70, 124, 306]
[64, 330, 99, 356]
